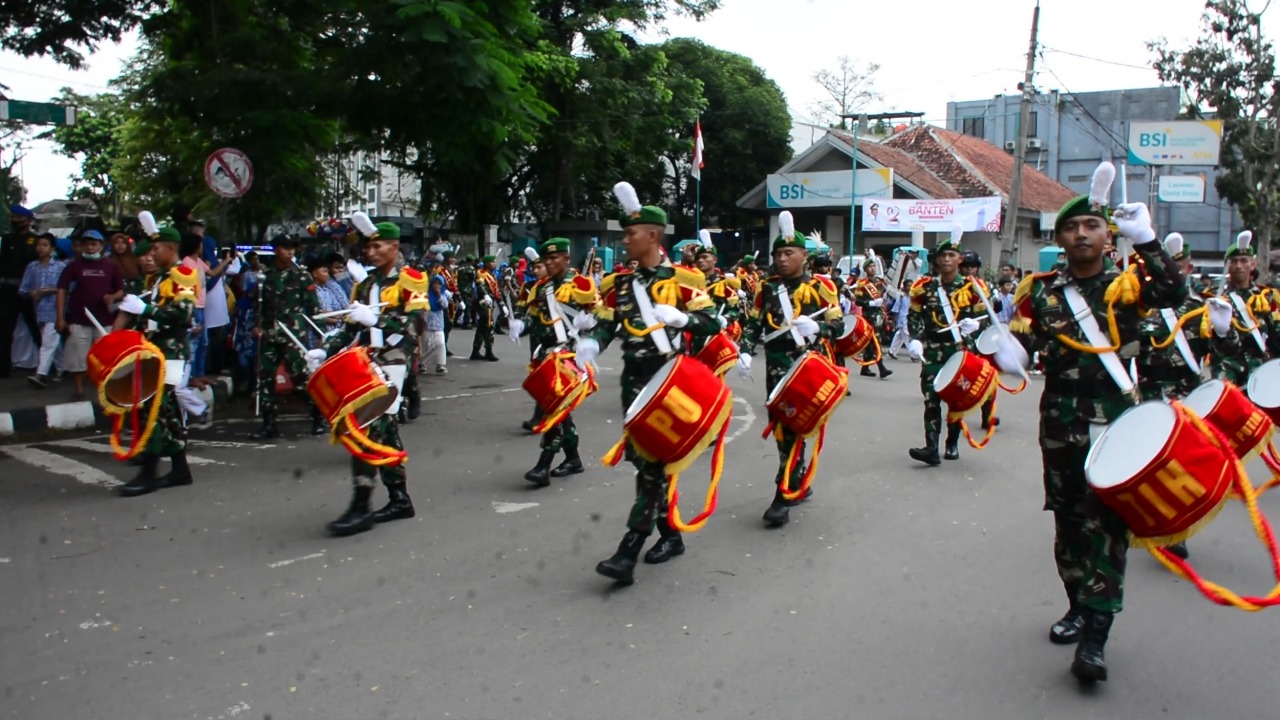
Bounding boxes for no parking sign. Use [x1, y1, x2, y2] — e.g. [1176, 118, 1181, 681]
[204, 148, 254, 199]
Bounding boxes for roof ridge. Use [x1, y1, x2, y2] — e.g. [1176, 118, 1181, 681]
[927, 127, 1004, 198]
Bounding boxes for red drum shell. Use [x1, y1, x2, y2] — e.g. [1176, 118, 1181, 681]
[694, 332, 740, 377]
[86, 330, 163, 410]
[933, 351, 997, 417]
[765, 352, 849, 437]
[624, 355, 733, 470]
[523, 351, 592, 417]
[307, 348, 397, 432]
[1183, 379, 1273, 460]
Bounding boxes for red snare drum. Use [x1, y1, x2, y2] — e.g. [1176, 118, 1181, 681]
[726, 319, 743, 343]
[523, 351, 595, 418]
[766, 351, 849, 437]
[86, 330, 163, 410]
[1085, 402, 1235, 546]
[694, 332, 740, 377]
[833, 315, 875, 358]
[933, 351, 997, 419]
[1246, 359, 1280, 427]
[307, 347, 397, 432]
[624, 355, 733, 474]
[1183, 379, 1274, 460]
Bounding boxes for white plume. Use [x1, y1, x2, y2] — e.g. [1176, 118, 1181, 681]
[778, 211, 795, 240]
[428, 243, 451, 255]
[1088, 162, 1116, 208]
[1163, 232, 1184, 256]
[351, 211, 377, 238]
[138, 211, 159, 238]
[950, 223, 964, 247]
[524, 246, 540, 262]
[346, 259, 369, 284]
[810, 230, 825, 248]
[699, 228, 713, 248]
[1236, 230, 1253, 253]
[613, 182, 642, 215]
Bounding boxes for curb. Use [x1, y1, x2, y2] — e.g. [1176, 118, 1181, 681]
[0, 377, 235, 437]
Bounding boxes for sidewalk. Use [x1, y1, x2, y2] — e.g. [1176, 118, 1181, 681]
[0, 369, 235, 437]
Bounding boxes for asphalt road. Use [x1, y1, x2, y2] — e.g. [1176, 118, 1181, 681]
[2, 346, 1279, 720]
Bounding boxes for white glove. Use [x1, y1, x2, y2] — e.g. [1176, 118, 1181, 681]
[119, 294, 147, 315]
[737, 290, 748, 301]
[794, 315, 819, 340]
[305, 348, 327, 373]
[347, 302, 377, 328]
[457, 300, 466, 314]
[572, 311, 597, 332]
[958, 318, 981, 337]
[1207, 297, 1233, 337]
[907, 339, 924, 361]
[717, 314, 728, 329]
[1112, 202, 1157, 244]
[868, 298, 884, 307]
[508, 317, 525, 343]
[736, 353, 752, 380]
[480, 295, 493, 307]
[575, 338, 600, 368]
[652, 304, 689, 329]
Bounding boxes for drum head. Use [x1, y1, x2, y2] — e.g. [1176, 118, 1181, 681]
[975, 326, 1002, 356]
[932, 351, 966, 393]
[766, 353, 812, 404]
[624, 356, 681, 423]
[839, 315, 859, 340]
[1182, 379, 1227, 419]
[1247, 359, 1280, 409]
[1085, 402, 1177, 490]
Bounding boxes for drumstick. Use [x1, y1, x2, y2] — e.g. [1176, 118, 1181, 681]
[313, 302, 389, 320]
[301, 315, 327, 339]
[85, 311, 108, 337]
[275, 321, 311, 355]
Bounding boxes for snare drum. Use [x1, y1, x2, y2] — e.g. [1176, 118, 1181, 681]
[86, 330, 164, 411]
[1085, 402, 1235, 546]
[832, 315, 875, 358]
[522, 351, 596, 429]
[932, 351, 997, 420]
[765, 351, 848, 437]
[307, 347, 398, 432]
[693, 332, 740, 377]
[621, 355, 733, 476]
[1247, 359, 1280, 426]
[1183, 379, 1274, 460]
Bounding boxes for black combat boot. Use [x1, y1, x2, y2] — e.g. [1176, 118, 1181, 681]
[524, 450, 555, 487]
[158, 451, 193, 489]
[370, 480, 415, 523]
[763, 487, 790, 527]
[550, 444, 584, 478]
[469, 349, 484, 360]
[878, 361, 893, 379]
[860, 366, 876, 377]
[943, 423, 961, 460]
[118, 453, 161, 497]
[484, 350, 499, 362]
[909, 432, 942, 466]
[522, 405, 545, 432]
[407, 392, 421, 421]
[1166, 542, 1189, 560]
[1070, 610, 1115, 682]
[643, 523, 685, 564]
[249, 411, 280, 441]
[1049, 583, 1085, 644]
[327, 485, 374, 536]
[310, 406, 329, 436]
[596, 530, 648, 585]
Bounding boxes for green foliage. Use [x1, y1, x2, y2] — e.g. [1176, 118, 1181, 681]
[0, 0, 160, 68]
[38, 88, 128, 222]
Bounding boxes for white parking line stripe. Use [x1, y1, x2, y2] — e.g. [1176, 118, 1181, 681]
[1, 447, 122, 488]
[267, 551, 326, 569]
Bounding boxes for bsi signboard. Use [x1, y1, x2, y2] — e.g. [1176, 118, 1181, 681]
[766, 169, 893, 209]
[1127, 120, 1222, 166]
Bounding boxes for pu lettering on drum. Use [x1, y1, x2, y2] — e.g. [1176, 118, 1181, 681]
[643, 387, 704, 444]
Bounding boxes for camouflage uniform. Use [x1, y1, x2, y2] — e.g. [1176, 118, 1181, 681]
[455, 262, 477, 329]
[254, 261, 320, 415]
[906, 274, 983, 446]
[471, 267, 500, 358]
[1137, 278, 1236, 402]
[695, 270, 744, 353]
[736, 265, 761, 318]
[1009, 245, 1186, 617]
[138, 272, 196, 456]
[1211, 285, 1274, 386]
[852, 274, 892, 374]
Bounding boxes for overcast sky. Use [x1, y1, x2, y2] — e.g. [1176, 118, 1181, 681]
[1, 0, 1275, 206]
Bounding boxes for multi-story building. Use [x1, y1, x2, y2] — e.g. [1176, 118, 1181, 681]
[320, 149, 421, 220]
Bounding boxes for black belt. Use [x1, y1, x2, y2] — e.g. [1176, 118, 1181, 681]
[1045, 375, 1117, 399]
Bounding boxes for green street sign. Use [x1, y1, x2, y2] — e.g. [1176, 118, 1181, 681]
[0, 100, 76, 126]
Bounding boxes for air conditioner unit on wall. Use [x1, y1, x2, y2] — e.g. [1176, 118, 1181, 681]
[1004, 141, 1016, 151]
[1027, 139, 1043, 149]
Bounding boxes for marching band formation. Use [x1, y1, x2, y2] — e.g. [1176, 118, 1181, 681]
[84, 164, 1280, 685]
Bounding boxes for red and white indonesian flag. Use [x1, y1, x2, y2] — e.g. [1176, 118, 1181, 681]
[691, 120, 705, 181]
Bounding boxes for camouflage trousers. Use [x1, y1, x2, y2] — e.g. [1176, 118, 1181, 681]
[257, 331, 310, 413]
[351, 415, 406, 489]
[145, 389, 186, 456]
[1212, 352, 1265, 388]
[1042, 432, 1129, 614]
[918, 362, 957, 439]
[471, 308, 495, 355]
[1137, 375, 1200, 403]
[540, 415, 579, 453]
[620, 362, 669, 536]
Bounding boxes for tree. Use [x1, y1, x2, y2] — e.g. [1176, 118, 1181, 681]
[811, 56, 882, 129]
[1151, 0, 1279, 276]
[38, 88, 129, 223]
[0, 0, 161, 68]
[660, 38, 792, 233]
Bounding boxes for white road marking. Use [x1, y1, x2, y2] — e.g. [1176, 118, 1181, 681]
[208, 702, 251, 720]
[1, 447, 121, 488]
[0, 557, 10, 564]
[78, 618, 113, 630]
[267, 551, 326, 569]
[493, 501, 540, 514]
[430, 388, 522, 401]
[35, 438, 228, 466]
[727, 396, 756, 444]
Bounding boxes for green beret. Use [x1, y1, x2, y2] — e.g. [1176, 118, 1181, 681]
[863, 258, 877, 269]
[482, 255, 496, 263]
[1054, 195, 1111, 235]
[741, 252, 757, 265]
[465, 255, 476, 262]
[539, 237, 571, 255]
[771, 231, 807, 253]
[154, 227, 182, 244]
[442, 251, 454, 259]
[619, 206, 668, 228]
[133, 240, 151, 257]
[1225, 244, 1255, 260]
[695, 245, 718, 258]
[373, 222, 401, 240]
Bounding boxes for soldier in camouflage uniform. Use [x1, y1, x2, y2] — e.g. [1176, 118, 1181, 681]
[741, 212, 844, 527]
[249, 234, 324, 440]
[692, 232, 746, 350]
[510, 238, 597, 486]
[579, 182, 719, 586]
[122, 241, 159, 300]
[905, 232, 984, 466]
[455, 255, 477, 333]
[852, 258, 893, 379]
[314, 221, 426, 537]
[1000, 171, 1187, 683]
[1212, 231, 1275, 386]
[736, 253, 762, 317]
[959, 251, 1001, 430]
[470, 255, 501, 361]
[115, 227, 200, 497]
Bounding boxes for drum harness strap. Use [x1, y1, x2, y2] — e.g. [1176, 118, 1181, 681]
[1062, 285, 1136, 397]
[1228, 291, 1268, 354]
[543, 284, 572, 346]
[630, 276, 675, 354]
[935, 285, 962, 343]
[762, 284, 806, 345]
[1159, 308, 1202, 373]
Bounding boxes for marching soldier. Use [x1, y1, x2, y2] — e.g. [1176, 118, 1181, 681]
[309, 217, 425, 537]
[455, 255, 476, 333]
[509, 238, 596, 486]
[996, 162, 1188, 683]
[470, 255, 501, 361]
[693, 230, 744, 341]
[740, 211, 844, 527]
[578, 181, 719, 586]
[250, 234, 324, 440]
[1212, 231, 1275, 385]
[736, 252, 761, 315]
[852, 258, 893, 379]
[905, 230, 984, 466]
[517, 252, 549, 432]
[959, 251, 999, 428]
[123, 241, 159, 299]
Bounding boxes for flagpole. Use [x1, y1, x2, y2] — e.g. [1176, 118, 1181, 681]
[693, 118, 703, 245]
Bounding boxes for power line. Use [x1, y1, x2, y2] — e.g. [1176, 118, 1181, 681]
[1040, 46, 1153, 72]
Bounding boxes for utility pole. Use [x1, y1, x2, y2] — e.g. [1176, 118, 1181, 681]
[838, 110, 924, 258]
[1000, 0, 1041, 263]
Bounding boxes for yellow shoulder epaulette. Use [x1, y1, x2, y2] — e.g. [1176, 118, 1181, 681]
[672, 264, 706, 290]
[1013, 271, 1052, 307]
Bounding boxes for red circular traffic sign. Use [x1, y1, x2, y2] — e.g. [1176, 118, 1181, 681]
[204, 148, 254, 199]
